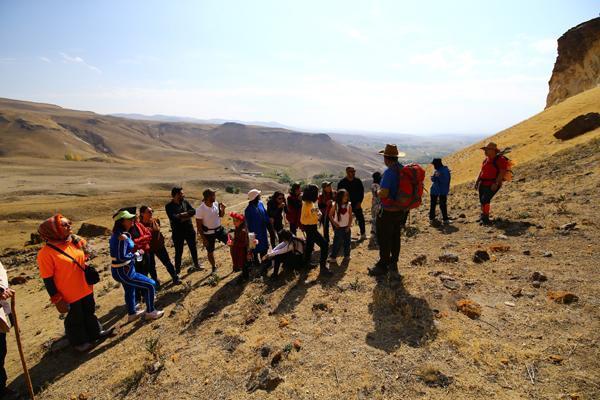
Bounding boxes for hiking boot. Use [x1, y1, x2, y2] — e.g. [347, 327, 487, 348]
[74, 342, 93, 352]
[479, 214, 492, 226]
[388, 264, 401, 282]
[99, 327, 116, 338]
[144, 310, 164, 320]
[127, 310, 145, 323]
[368, 263, 388, 277]
[319, 267, 334, 277]
[443, 219, 451, 225]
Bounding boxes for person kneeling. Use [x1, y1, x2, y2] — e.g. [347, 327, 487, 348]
[262, 230, 305, 279]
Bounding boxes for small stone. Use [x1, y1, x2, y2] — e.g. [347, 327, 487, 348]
[490, 245, 510, 253]
[548, 355, 564, 364]
[410, 254, 427, 266]
[271, 350, 283, 367]
[293, 339, 302, 351]
[417, 367, 453, 388]
[559, 222, 577, 231]
[246, 367, 284, 393]
[312, 302, 329, 312]
[497, 234, 509, 240]
[531, 281, 541, 288]
[443, 280, 460, 290]
[523, 250, 531, 256]
[542, 251, 553, 257]
[214, 328, 223, 335]
[458, 213, 466, 218]
[260, 345, 271, 358]
[530, 272, 548, 282]
[278, 317, 289, 328]
[547, 291, 578, 304]
[439, 253, 459, 263]
[9, 276, 29, 285]
[473, 250, 490, 263]
[511, 288, 523, 298]
[456, 299, 482, 319]
[500, 358, 509, 365]
[504, 301, 515, 307]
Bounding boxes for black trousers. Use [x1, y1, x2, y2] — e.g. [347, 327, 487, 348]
[154, 246, 178, 279]
[478, 185, 498, 206]
[429, 194, 448, 220]
[0, 331, 6, 391]
[304, 225, 328, 267]
[322, 215, 330, 243]
[65, 293, 102, 346]
[353, 207, 366, 235]
[376, 209, 408, 266]
[173, 230, 199, 273]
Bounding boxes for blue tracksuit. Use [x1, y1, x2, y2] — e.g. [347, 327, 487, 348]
[430, 166, 451, 196]
[109, 231, 156, 315]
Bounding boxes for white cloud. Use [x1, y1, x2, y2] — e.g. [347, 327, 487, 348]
[39, 56, 52, 63]
[59, 52, 102, 73]
[530, 38, 557, 55]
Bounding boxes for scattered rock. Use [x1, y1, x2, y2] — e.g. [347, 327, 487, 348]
[260, 345, 271, 358]
[511, 288, 523, 298]
[490, 244, 510, 253]
[548, 355, 564, 364]
[246, 367, 284, 393]
[553, 112, 600, 140]
[443, 280, 460, 291]
[245, 314, 257, 325]
[497, 234, 509, 240]
[270, 350, 283, 367]
[547, 291, 579, 304]
[146, 360, 163, 374]
[559, 222, 577, 232]
[523, 250, 531, 256]
[293, 339, 302, 351]
[473, 250, 490, 263]
[312, 302, 330, 312]
[221, 335, 245, 353]
[77, 223, 111, 237]
[214, 328, 223, 335]
[417, 367, 453, 388]
[458, 213, 466, 218]
[439, 253, 459, 263]
[9, 276, 30, 285]
[456, 299, 482, 319]
[530, 272, 548, 282]
[410, 254, 427, 266]
[542, 251, 553, 258]
[531, 281, 542, 288]
[504, 301, 516, 307]
[278, 317, 289, 328]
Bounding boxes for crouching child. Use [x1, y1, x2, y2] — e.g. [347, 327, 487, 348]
[262, 229, 305, 279]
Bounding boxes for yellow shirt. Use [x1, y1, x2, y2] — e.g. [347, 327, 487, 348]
[300, 201, 319, 226]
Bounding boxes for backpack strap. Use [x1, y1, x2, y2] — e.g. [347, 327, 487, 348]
[46, 243, 86, 272]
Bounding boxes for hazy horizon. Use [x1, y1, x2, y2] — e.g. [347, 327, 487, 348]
[1, 0, 598, 135]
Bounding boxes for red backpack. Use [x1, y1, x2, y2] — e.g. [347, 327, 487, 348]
[382, 163, 426, 209]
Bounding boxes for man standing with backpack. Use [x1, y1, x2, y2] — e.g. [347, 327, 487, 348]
[368, 144, 409, 280]
[475, 142, 510, 225]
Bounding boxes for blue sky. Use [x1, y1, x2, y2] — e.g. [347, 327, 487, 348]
[0, 1, 598, 135]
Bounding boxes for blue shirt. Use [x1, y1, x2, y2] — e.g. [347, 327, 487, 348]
[430, 166, 451, 196]
[380, 162, 402, 209]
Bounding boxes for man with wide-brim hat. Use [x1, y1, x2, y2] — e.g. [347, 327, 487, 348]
[475, 142, 508, 225]
[368, 144, 408, 280]
[195, 188, 228, 273]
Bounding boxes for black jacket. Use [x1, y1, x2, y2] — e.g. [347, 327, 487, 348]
[337, 177, 365, 206]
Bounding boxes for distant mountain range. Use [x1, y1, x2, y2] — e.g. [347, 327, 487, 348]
[110, 113, 296, 130]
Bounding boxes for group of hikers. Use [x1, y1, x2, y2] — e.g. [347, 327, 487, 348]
[0, 141, 511, 397]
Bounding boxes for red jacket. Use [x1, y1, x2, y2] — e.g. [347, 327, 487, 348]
[286, 193, 302, 226]
[131, 221, 152, 252]
[230, 225, 249, 270]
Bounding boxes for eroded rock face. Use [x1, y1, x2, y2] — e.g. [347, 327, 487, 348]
[546, 17, 600, 108]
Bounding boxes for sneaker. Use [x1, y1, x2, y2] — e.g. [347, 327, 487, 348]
[368, 263, 388, 277]
[127, 310, 145, 323]
[443, 219, 451, 225]
[74, 342, 92, 352]
[99, 327, 116, 338]
[144, 310, 164, 320]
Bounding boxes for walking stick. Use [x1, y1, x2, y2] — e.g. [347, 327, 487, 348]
[10, 295, 35, 400]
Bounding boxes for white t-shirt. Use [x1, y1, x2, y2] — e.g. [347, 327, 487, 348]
[331, 202, 351, 228]
[195, 201, 221, 233]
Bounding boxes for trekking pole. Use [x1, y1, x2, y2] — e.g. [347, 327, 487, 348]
[10, 295, 35, 400]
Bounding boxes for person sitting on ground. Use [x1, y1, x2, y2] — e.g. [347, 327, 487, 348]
[0, 261, 18, 399]
[139, 205, 181, 285]
[317, 181, 335, 244]
[110, 210, 163, 322]
[285, 183, 302, 235]
[37, 214, 111, 351]
[227, 212, 254, 281]
[337, 166, 367, 240]
[165, 186, 201, 273]
[262, 229, 305, 279]
[475, 142, 507, 225]
[244, 189, 270, 266]
[267, 191, 286, 248]
[328, 188, 353, 264]
[370, 171, 382, 246]
[429, 158, 451, 224]
[301, 184, 332, 276]
[195, 188, 228, 274]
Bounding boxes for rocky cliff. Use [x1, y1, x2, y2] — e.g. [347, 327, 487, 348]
[546, 17, 600, 108]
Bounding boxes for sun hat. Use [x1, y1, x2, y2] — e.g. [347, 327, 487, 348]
[480, 142, 500, 152]
[248, 189, 261, 201]
[203, 188, 217, 199]
[378, 144, 406, 158]
[113, 209, 136, 221]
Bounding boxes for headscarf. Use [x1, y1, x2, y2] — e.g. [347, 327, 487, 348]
[38, 214, 72, 243]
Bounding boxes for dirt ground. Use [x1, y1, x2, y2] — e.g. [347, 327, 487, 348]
[0, 138, 598, 400]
